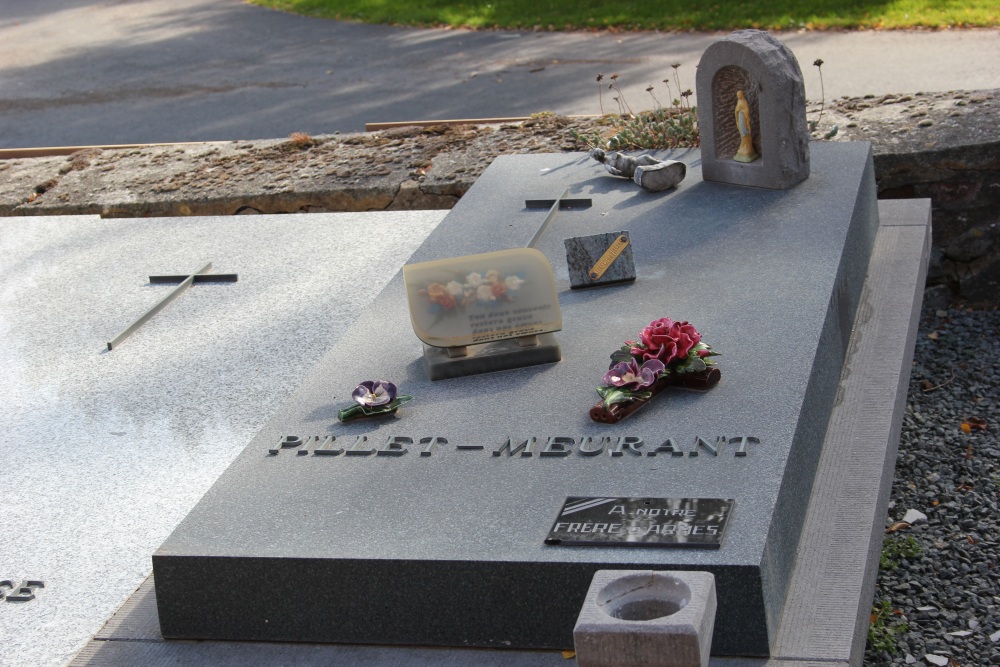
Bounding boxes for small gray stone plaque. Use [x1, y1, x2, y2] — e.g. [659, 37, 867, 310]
[564, 231, 636, 288]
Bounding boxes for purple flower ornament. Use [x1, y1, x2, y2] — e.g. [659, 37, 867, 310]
[602, 358, 666, 391]
[339, 380, 413, 422]
[352, 380, 397, 407]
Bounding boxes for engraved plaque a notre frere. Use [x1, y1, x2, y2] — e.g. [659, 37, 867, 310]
[546, 497, 735, 548]
[153, 143, 881, 657]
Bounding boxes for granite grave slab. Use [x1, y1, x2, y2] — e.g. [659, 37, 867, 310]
[79, 198, 930, 666]
[153, 143, 880, 657]
[0, 211, 442, 667]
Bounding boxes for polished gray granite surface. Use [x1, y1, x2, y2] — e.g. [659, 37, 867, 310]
[0, 211, 443, 667]
[154, 144, 879, 656]
[72, 198, 931, 667]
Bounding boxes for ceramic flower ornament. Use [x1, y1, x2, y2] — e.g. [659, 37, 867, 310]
[338, 380, 413, 422]
[603, 358, 666, 391]
[591, 318, 721, 424]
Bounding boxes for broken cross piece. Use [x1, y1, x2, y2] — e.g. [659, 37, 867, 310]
[589, 148, 686, 192]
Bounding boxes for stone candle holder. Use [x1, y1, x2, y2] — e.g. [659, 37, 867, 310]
[574, 570, 717, 667]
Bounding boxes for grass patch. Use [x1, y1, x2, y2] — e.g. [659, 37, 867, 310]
[879, 534, 922, 571]
[250, 0, 999, 31]
[868, 598, 909, 655]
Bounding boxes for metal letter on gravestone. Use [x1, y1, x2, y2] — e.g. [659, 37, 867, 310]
[696, 29, 810, 189]
[402, 248, 562, 380]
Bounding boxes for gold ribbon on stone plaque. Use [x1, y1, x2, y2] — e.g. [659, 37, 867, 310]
[589, 235, 630, 280]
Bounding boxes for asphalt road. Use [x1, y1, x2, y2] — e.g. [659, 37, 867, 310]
[1, 0, 998, 149]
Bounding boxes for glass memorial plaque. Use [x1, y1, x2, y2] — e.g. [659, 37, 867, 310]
[545, 497, 735, 548]
[403, 248, 562, 349]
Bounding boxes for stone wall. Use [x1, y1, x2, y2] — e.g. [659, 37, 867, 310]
[825, 90, 999, 306]
[2, 94, 998, 305]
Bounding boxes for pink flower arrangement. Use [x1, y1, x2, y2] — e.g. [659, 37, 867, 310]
[629, 317, 703, 365]
[596, 316, 719, 411]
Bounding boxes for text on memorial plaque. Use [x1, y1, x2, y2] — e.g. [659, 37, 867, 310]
[267, 435, 760, 458]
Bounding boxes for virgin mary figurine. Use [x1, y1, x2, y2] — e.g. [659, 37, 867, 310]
[733, 90, 759, 163]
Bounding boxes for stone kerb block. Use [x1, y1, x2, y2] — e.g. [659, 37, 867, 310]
[574, 570, 717, 667]
[696, 30, 810, 189]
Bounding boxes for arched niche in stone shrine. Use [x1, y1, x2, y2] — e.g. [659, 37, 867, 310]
[695, 30, 810, 190]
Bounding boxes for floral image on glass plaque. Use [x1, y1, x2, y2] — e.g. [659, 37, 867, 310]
[402, 248, 562, 349]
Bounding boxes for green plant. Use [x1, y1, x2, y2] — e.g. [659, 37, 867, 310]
[879, 534, 922, 571]
[571, 68, 700, 151]
[606, 108, 699, 150]
[868, 598, 909, 655]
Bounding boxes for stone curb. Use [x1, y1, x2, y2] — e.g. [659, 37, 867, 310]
[1, 93, 997, 305]
[0, 118, 585, 219]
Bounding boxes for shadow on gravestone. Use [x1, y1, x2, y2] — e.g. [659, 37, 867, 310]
[696, 30, 810, 190]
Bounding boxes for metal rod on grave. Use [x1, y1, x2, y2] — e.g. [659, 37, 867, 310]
[524, 189, 594, 249]
[106, 262, 213, 351]
[525, 188, 569, 249]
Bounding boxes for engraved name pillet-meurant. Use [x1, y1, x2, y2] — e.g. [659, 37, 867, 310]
[268, 435, 760, 458]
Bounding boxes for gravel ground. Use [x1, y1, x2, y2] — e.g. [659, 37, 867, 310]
[866, 305, 1000, 666]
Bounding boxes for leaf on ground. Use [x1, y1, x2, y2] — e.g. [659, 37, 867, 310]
[961, 422, 972, 434]
[886, 521, 911, 533]
[928, 331, 940, 340]
[921, 379, 934, 391]
[561, 650, 576, 659]
[966, 416, 987, 430]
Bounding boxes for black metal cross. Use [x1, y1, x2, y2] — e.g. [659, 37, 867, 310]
[524, 188, 592, 249]
[107, 262, 238, 351]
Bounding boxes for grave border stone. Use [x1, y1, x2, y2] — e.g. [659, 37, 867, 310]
[73, 198, 930, 666]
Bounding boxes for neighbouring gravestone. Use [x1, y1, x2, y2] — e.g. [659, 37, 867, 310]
[0, 211, 443, 667]
[696, 30, 810, 189]
[152, 142, 882, 657]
